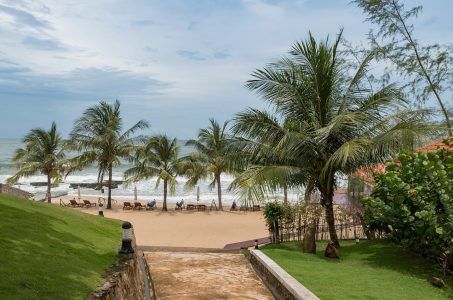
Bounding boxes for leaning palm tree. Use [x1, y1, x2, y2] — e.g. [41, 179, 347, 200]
[232, 31, 435, 248]
[182, 119, 236, 210]
[7, 122, 67, 203]
[124, 135, 181, 211]
[69, 100, 148, 209]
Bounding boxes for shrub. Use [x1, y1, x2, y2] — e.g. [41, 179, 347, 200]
[362, 144, 452, 262]
[263, 202, 285, 243]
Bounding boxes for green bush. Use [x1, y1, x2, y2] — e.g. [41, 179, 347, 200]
[362, 144, 452, 261]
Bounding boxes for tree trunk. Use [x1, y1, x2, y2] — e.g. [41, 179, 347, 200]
[274, 219, 280, 244]
[216, 174, 223, 210]
[321, 187, 340, 248]
[283, 185, 288, 205]
[107, 163, 113, 209]
[46, 174, 51, 203]
[303, 218, 317, 253]
[162, 179, 168, 211]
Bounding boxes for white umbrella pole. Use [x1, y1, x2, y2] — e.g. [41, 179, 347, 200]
[77, 185, 81, 200]
[134, 185, 138, 201]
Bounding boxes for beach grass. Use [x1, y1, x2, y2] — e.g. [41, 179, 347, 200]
[0, 194, 122, 299]
[261, 240, 453, 300]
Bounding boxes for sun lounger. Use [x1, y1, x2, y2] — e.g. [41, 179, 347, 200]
[197, 204, 206, 211]
[134, 202, 146, 210]
[69, 199, 83, 207]
[186, 204, 196, 210]
[83, 200, 97, 208]
[175, 200, 184, 210]
[253, 205, 261, 211]
[123, 202, 133, 210]
[146, 200, 157, 210]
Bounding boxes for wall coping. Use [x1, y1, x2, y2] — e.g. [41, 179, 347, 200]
[250, 249, 320, 300]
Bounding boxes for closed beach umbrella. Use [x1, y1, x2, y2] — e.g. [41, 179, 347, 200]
[197, 186, 200, 204]
[77, 185, 81, 200]
[134, 185, 138, 201]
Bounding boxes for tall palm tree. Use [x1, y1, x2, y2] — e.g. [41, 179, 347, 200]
[7, 122, 67, 203]
[124, 135, 180, 211]
[232, 31, 434, 248]
[182, 119, 236, 210]
[69, 100, 148, 209]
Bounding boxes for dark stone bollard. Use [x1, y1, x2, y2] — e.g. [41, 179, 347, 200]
[119, 221, 134, 258]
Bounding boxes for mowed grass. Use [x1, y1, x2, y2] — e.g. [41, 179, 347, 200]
[261, 240, 453, 300]
[0, 194, 122, 299]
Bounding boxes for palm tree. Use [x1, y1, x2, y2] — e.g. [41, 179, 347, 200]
[69, 100, 148, 209]
[182, 119, 236, 210]
[124, 135, 180, 211]
[232, 31, 434, 248]
[7, 122, 67, 203]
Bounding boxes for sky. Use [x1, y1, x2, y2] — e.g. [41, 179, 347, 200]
[0, 0, 451, 138]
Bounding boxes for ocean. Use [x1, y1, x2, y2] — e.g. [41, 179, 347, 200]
[0, 139, 301, 204]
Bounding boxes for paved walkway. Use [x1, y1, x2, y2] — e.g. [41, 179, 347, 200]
[145, 251, 273, 299]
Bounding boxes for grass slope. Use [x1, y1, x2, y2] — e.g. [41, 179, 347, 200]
[262, 240, 453, 300]
[0, 194, 122, 299]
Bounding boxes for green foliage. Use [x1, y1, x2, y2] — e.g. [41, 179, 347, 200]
[262, 240, 453, 299]
[69, 100, 148, 208]
[232, 30, 435, 245]
[0, 194, 121, 299]
[7, 122, 68, 202]
[263, 202, 285, 229]
[124, 134, 181, 211]
[353, 0, 452, 131]
[363, 144, 452, 259]
[181, 119, 237, 209]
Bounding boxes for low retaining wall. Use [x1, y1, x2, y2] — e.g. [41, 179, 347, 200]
[0, 184, 33, 199]
[249, 249, 319, 300]
[90, 232, 152, 300]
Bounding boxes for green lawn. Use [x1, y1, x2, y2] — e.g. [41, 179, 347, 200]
[0, 194, 122, 299]
[261, 240, 453, 300]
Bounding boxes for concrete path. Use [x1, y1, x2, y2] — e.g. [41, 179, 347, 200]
[145, 251, 273, 299]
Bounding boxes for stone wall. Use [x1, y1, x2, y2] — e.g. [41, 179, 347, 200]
[249, 249, 319, 300]
[90, 232, 152, 300]
[0, 184, 33, 199]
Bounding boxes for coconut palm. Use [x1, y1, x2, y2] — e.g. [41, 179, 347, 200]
[7, 122, 67, 203]
[182, 119, 236, 210]
[232, 31, 434, 248]
[124, 134, 180, 211]
[69, 100, 148, 209]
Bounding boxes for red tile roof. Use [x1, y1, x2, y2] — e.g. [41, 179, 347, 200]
[351, 136, 452, 184]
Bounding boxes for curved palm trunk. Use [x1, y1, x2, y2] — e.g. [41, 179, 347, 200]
[216, 174, 222, 210]
[46, 174, 51, 203]
[321, 186, 340, 248]
[162, 179, 168, 211]
[107, 163, 113, 209]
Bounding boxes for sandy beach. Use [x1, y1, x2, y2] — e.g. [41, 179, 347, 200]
[57, 196, 269, 248]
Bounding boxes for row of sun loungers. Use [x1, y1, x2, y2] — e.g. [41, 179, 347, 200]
[61, 198, 260, 211]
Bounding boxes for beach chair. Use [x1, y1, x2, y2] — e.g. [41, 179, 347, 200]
[197, 204, 207, 211]
[123, 202, 133, 210]
[186, 204, 196, 210]
[134, 202, 146, 210]
[69, 199, 83, 207]
[175, 200, 184, 210]
[83, 200, 97, 208]
[253, 205, 261, 211]
[146, 200, 157, 210]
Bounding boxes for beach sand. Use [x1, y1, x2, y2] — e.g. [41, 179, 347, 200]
[57, 196, 269, 248]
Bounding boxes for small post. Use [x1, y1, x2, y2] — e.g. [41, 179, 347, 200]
[119, 221, 134, 257]
[254, 239, 259, 249]
[98, 203, 104, 217]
